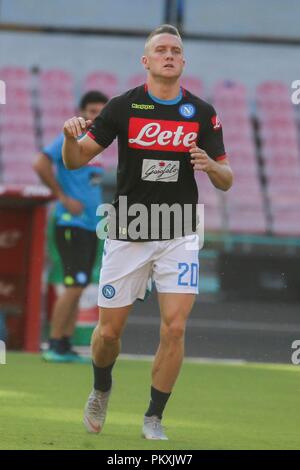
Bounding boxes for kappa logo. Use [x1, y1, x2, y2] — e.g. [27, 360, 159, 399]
[132, 103, 155, 110]
[128, 118, 199, 152]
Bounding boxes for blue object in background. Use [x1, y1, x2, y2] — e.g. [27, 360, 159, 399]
[0, 311, 7, 342]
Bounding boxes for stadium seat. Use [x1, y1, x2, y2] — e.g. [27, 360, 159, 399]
[126, 73, 147, 90]
[99, 139, 118, 169]
[180, 76, 203, 97]
[1, 160, 40, 184]
[195, 171, 223, 231]
[0, 66, 31, 88]
[212, 80, 267, 234]
[227, 207, 267, 234]
[203, 205, 223, 231]
[40, 69, 73, 88]
[84, 71, 119, 97]
[37, 69, 76, 146]
[256, 80, 300, 236]
[271, 208, 300, 236]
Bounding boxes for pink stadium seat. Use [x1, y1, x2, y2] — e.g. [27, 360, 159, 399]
[41, 107, 75, 124]
[38, 69, 75, 144]
[5, 86, 32, 107]
[40, 88, 74, 103]
[180, 76, 203, 97]
[227, 207, 267, 234]
[257, 82, 300, 218]
[264, 164, 300, 179]
[99, 140, 118, 169]
[0, 103, 34, 129]
[40, 69, 73, 88]
[0, 66, 30, 87]
[271, 209, 300, 236]
[84, 71, 119, 97]
[1, 141, 37, 161]
[0, 133, 36, 150]
[226, 178, 264, 209]
[126, 73, 147, 90]
[203, 206, 223, 231]
[0, 121, 35, 134]
[2, 161, 40, 184]
[214, 81, 247, 110]
[42, 128, 63, 145]
[269, 192, 300, 210]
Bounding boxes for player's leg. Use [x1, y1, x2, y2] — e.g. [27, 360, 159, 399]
[142, 292, 195, 440]
[62, 229, 99, 346]
[44, 227, 94, 362]
[84, 239, 153, 434]
[142, 235, 199, 439]
[84, 305, 131, 434]
[153, 292, 195, 392]
[92, 305, 132, 371]
[50, 286, 83, 341]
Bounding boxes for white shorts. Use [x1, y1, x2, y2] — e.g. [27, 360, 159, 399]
[98, 235, 200, 308]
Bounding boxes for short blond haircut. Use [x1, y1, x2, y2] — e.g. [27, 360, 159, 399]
[145, 24, 183, 52]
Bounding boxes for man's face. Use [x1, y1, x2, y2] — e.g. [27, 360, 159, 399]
[81, 102, 106, 121]
[142, 33, 185, 80]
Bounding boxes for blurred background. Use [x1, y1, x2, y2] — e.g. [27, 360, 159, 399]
[0, 0, 300, 363]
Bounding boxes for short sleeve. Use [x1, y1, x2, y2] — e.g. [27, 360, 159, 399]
[199, 105, 227, 161]
[42, 133, 64, 163]
[87, 97, 119, 148]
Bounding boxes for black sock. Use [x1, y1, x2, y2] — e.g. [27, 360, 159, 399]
[93, 361, 115, 392]
[145, 386, 171, 419]
[62, 336, 72, 353]
[49, 338, 65, 354]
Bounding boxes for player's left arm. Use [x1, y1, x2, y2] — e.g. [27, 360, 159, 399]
[190, 142, 233, 191]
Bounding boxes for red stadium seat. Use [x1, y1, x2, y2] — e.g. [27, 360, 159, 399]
[84, 71, 119, 97]
[0, 66, 31, 88]
[1, 161, 40, 184]
[126, 73, 147, 90]
[99, 140, 118, 169]
[227, 207, 267, 234]
[271, 208, 300, 236]
[203, 205, 223, 231]
[180, 76, 203, 97]
[40, 69, 73, 89]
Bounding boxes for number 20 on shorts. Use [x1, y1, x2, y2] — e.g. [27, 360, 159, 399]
[178, 262, 199, 287]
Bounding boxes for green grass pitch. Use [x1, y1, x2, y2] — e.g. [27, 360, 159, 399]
[0, 353, 299, 450]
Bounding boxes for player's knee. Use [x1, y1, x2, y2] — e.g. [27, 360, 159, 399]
[67, 286, 84, 298]
[99, 327, 121, 345]
[163, 321, 185, 342]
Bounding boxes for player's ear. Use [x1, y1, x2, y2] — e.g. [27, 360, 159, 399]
[142, 55, 149, 70]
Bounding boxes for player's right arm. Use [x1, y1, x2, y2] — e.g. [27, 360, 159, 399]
[33, 153, 83, 214]
[62, 116, 104, 170]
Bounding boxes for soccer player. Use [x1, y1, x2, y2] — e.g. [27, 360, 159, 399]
[34, 91, 108, 363]
[62, 25, 233, 437]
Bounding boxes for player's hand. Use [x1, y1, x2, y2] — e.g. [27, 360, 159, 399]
[189, 142, 215, 173]
[63, 117, 92, 139]
[59, 195, 83, 215]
